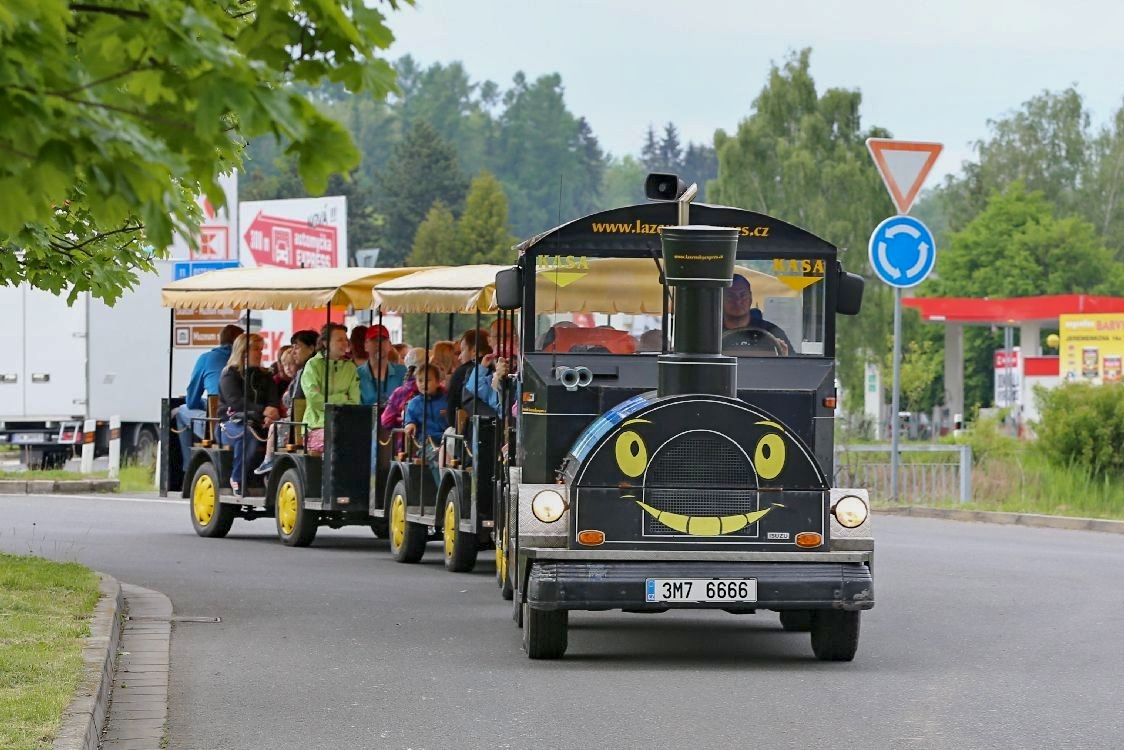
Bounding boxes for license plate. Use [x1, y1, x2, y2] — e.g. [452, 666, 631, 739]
[645, 578, 757, 603]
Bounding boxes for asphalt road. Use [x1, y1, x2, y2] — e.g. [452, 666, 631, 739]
[1, 493, 1121, 750]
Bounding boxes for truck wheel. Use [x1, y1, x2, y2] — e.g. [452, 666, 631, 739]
[779, 610, 813, 632]
[443, 487, 477, 572]
[810, 610, 860, 661]
[128, 426, 159, 466]
[275, 468, 318, 547]
[388, 480, 426, 563]
[190, 461, 234, 538]
[523, 604, 568, 659]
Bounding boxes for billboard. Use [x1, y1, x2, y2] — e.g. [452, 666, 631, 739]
[238, 197, 349, 362]
[168, 172, 239, 260]
[1059, 314, 1124, 385]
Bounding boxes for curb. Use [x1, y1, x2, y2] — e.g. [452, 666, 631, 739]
[53, 573, 123, 750]
[876, 505, 1124, 534]
[0, 479, 120, 494]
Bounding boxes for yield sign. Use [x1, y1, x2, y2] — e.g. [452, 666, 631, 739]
[866, 139, 943, 215]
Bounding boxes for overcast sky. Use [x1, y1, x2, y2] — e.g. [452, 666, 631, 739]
[388, 0, 1124, 182]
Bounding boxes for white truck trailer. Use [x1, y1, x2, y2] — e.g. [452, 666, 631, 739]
[0, 261, 191, 468]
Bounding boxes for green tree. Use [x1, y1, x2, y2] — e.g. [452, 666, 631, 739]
[406, 201, 458, 267]
[377, 120, 468, 266]
[456, 171, 518, 265]
[707, 48, 893, 404]
[492, 72, 605, 238]
[928, 182, 1122, 299]
[0, 0, 406, 303]
[599, 155, 647, 209]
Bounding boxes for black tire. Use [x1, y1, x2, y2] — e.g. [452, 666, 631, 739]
[779, 610, 813, 632]
[523, 604, 568, 659]
[388, 480, 426, 564]
[442, 486, 478, 572]
[370, 520, 389, 539]
[189, 461, 235, 538]
[128, 426, 159, 466]
[274, 467, 318, 547]
[810, 610, 861, 662]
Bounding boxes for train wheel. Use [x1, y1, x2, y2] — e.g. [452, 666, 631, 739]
[190, 461, 234, 538]
[388, 480, 425, 564]
[810, 610, 860, 661]
[522, 604, 567, 659]
[442, 487, 477, 573]
[779, 610, 813, 632]
[275, 468, 318, 547]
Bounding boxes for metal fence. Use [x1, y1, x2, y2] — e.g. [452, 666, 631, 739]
[834, 444, 972, 504]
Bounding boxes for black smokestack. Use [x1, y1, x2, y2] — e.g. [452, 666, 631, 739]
[658, 226, 739, 397]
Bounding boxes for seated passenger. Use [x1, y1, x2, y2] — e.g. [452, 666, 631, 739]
[358, 324, 406, 406]
[300, 323, 360, 454]
[722, 274, 792, 355]
[447, 330, 491, 422]
[174, 323, 243, 468]
[402, 364, 449, 478]
[380, 347, 427, 430]
[430, 340, 457, 384]
[218, 333, 280, 496]
[463, 352, 510, 416]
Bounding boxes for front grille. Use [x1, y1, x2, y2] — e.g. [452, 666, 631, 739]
[642, 431, 760, 537]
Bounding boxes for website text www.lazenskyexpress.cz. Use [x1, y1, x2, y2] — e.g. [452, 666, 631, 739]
[590, 220, 771, 237]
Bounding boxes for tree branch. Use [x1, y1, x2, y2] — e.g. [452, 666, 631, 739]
[69, 4, 149, 20]
[50, 223, 144, 252]
[58, 59, 152, 97]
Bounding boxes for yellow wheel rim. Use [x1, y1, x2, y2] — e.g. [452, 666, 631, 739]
[444, 500, 457, 559]
[193, 475, 215, 526]
[499, 539, 508, 582]
[277, 481, 298, 536]
[390, 494, 406, 550]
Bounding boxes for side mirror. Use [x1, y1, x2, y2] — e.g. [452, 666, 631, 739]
[836, 271, 864, 316]
[495, 266, 522, 311]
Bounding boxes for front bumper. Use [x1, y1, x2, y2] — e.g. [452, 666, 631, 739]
[522, 551, 874, 612]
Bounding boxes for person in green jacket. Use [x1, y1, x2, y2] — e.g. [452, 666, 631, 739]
[300, 323, 360, 452]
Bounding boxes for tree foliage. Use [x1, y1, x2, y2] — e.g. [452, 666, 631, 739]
[376, 120, 468, 267]
[707, 48, 893, 401]
[406, 201, 458, 267]
[0, 0, 407, 303]
[456, 171, 518, 265]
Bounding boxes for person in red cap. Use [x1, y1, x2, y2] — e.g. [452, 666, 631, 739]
[358, 324, 406, 406]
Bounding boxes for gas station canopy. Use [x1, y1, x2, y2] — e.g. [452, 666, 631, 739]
[903, 294, 1124, 324]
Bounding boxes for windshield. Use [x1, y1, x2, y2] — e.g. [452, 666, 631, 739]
[529, 253, 828, 357]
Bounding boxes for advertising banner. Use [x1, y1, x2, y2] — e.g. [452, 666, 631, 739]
[168, 172, 239, 260]
[1059, 314, 1124, 385]
[238, 197, 348, 362]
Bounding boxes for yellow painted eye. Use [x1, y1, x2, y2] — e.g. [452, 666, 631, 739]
[754, 433, 785, 480]
[614, 430, 648, 478]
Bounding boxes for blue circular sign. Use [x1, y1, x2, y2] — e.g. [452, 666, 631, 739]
[867, 215, 936, 288]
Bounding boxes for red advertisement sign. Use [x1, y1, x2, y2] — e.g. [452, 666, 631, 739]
[242, 212, 338, 269]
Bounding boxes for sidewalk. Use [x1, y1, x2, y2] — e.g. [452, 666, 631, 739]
[54, 578, 171, 750]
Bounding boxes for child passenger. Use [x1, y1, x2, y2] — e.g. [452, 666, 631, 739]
[402, 364, 448, 479]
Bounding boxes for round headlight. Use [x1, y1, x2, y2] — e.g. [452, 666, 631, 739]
[833, 495, 868, 528]
[531, 489, 566, 523]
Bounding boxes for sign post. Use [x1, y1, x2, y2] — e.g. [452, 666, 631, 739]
[866, 138, 943, 502]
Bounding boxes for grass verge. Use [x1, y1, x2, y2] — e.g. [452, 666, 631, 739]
[0, 463, 155, 493]
[0, 553, 100, 750]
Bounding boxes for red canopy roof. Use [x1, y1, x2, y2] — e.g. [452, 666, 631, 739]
[902, 295, 1124, 324]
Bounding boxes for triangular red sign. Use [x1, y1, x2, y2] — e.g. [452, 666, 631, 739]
[866, 139, 943, 215]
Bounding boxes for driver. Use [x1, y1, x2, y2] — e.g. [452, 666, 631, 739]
[723, 274, 792, 355]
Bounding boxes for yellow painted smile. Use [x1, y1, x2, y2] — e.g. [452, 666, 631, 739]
[635, 500, 777, 536]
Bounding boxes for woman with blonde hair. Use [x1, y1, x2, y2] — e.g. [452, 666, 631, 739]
[219, 333, 281, 496]
[430, 340, 457, 383]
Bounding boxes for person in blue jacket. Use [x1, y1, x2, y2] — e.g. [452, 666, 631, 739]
[357, 324, 406, 406]
[174, 324, 243, 468]
[402, 364, 448, 479]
